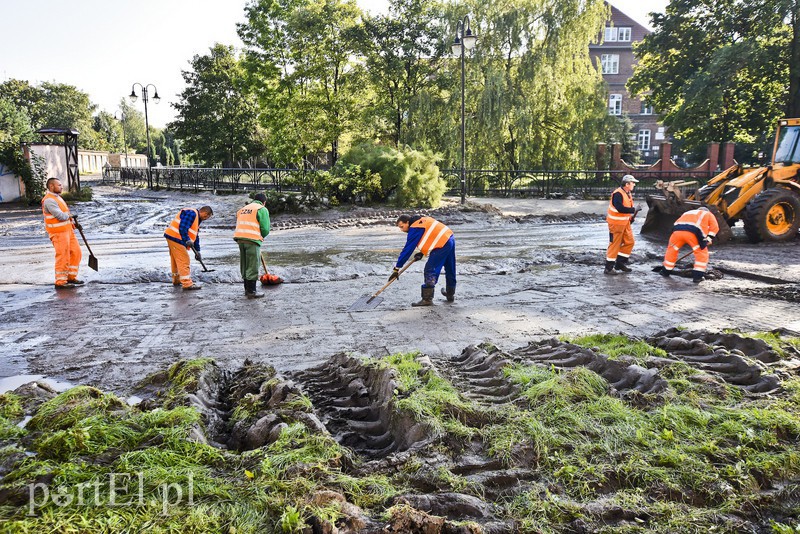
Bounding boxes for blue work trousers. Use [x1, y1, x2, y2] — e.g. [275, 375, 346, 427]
[423, 236, 456, 289]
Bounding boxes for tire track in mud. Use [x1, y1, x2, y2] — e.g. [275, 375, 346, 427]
[647, 328, 783, 394]
[291, 354, 429, 459]
[447, 344, 520, 405]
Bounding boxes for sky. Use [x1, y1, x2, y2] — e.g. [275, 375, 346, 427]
[0, 0, 668, 129]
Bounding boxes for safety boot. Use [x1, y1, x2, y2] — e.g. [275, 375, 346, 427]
[692, 270, 705, 284]
[55, 283, 77, 290]
[659, 268, 671, 277]
[245, 280, 265, 299]
[412, 286, 435, 307]
[614, 257, 632, 273]
[441, 286, 455, 303]
[68, 279, 85, 285]
[603, 261, 618, 275]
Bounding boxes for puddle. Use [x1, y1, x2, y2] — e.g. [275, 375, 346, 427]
[0, 375, 74, 395]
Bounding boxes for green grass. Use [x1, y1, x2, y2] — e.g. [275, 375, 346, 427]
[563, 333, 668, 363]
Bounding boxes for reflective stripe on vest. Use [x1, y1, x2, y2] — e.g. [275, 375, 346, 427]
[674, 209, 719, 238]
[164, 209, 199, 244]
[412, 217, 453, 255]
[234, 202, 264, 242]
[41, 192, 72, 235]
[607, 187, 634, 224]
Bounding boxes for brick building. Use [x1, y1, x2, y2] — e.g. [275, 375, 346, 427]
[589, 3, 667, 163]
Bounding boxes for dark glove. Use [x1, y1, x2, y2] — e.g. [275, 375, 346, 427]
[194, 250, 202, 261]
[413, 252, 424, 261]
[630, 206, 642, 222]
[185, 240, 195, 250]
[388, 267, 400, 282]
[71, 215, 83, 231]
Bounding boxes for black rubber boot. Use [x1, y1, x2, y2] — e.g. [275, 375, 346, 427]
[604, 261, 617, 275]
[412, 286, 435, 307]
[659, 268, 671, 277]
[614, 257, 632, 273]
[692, 270, 705, 284]
[441, 287, 455, 303]
[246, 280, 265, 299]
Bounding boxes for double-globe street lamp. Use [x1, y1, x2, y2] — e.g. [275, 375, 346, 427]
[452, 15, 477, 205]
[129, 83, 160, 186]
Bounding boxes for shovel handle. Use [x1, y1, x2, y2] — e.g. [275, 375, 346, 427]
[368, 256, 420, 301]
[189, 244, 212, 272]
[76, 225, 96, 257]
[260, 254, 268, 273]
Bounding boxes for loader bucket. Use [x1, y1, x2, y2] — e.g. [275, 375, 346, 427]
[640, 195, 733, 243]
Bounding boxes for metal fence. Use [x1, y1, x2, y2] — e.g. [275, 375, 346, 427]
[104, 166, 716, 198]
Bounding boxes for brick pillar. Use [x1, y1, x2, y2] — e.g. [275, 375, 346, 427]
[611, 143, 622, 170]
[706, 142, 720, 172]
[720, 142, 735, 170]
[596, 143, 607, 170]
[659, 142, 672, 171]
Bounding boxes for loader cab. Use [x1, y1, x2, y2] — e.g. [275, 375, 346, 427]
[772, 119, 800, 166]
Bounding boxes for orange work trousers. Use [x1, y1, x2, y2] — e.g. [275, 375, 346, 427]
[167, 239, 193, 288]
[50, 231, 82, 286]
[606, 223, 634, 263]
[663, 230, 708, 272]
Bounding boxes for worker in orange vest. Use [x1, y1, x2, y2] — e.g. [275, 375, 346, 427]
[605, 174, 642, 275]
[233, 193, 270, 299]
[661, 207, 720, 283]
[391, 214, 456, 306]
[163, 205, 214, 290]
[41, 178, 83, 289]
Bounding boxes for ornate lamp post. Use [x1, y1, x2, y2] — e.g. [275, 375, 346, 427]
[452, 16, 477, 204]
[129, 83, 160, 185]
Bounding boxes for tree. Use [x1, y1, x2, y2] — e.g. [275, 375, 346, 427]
[628, 0, 800, 156]
[92, 111, 124, 152]
[118, 99, 147, 154]
[0, 97, 34, 145]
[170, 43, 263, 166]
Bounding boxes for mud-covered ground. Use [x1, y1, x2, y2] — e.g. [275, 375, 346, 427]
[1, 179, 799, 394]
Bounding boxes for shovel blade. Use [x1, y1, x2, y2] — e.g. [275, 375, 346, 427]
[348, 294, 384, 312]
[88, 255, 98, 271]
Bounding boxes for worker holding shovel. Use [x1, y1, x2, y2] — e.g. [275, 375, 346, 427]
[660, 207, 720, 283]
[605, 174, 641, 275]
[164, 205, 214, 290]
[233, 193, 270, 299]
[393, 214, 456, 307]
[41, 178, 83, 290]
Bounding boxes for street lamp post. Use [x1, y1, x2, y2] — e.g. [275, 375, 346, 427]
[452, 15, 477, 205]
[114, 111, 128, 166]
[129, 83, 160, 187]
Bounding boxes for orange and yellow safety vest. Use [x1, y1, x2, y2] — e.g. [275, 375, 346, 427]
[164, 208, 200, 246]
[234, 202, 265, 243]
[606, 187, 634, 225]
[411, 217, 453, 255]
[41, 192, 73, 236]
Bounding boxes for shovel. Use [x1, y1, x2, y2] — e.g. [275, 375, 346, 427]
[348, 256, 419, 312]
[652, 249, 695, 273]
[189, 244, 215, 273]
[75, 223, 98, 271]
[260, 253, 283, 285]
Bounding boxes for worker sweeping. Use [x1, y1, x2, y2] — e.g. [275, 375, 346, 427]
[660, 207, 719, 283]
[392, 214, 456, 307]
[605, 174, 641, 275]
[163, 205, 214, 290]
[41, 178, 83, 289]
[233, 193, 270, 299]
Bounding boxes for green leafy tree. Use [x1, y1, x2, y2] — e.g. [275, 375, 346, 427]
[0, 97, 34, 145]
[118, 99, 147, 154]
[170, 43, 263, 166]
[628, 0, 800, 156]
[92, 111, 123, 152]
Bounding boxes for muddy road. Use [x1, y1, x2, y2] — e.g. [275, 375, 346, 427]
[1, 181, 798, 394]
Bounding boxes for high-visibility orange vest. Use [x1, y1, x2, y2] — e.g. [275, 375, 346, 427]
[411, 217, 453, 255]
[164, 208, 199, 245]
[234, 202, 264, 243]
[674, 209, 720, 238]
[41, 192, 73, 236]
[606, 187, 634, 225]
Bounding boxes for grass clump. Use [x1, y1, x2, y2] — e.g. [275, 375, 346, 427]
[563, 333, 667, 363]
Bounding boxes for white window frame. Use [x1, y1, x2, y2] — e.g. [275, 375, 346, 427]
[617, 27, 631, 42]
[637, 129, 651, 151]
[641, 102, 654, 115]
[604, 26, 617, 42]
[609, 94, 622, 116]
[601, 54, 619, 74]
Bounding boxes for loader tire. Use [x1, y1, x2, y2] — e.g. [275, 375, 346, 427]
[743, 188, 800, 243]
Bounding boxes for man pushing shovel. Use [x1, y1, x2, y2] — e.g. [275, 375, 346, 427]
[391, 214, 457, 307]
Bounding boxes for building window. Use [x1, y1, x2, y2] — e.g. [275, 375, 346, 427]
[617, 27, 631, 42]
[641, 101, 653, 115]
[601, 54, 619, 74]
[609, 94, 622, 115]
[638, 129, 651, 151]
[604, 26, 617, 42]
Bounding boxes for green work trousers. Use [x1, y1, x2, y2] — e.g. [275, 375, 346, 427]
[238, 240, 261, 281]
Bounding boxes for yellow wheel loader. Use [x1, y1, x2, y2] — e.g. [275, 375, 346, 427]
[642, 118, 800, 243]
